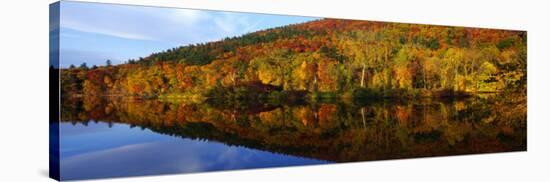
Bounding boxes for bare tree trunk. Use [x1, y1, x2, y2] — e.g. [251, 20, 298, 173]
[423, 66, 427, 90]
[453, 59, 458, 91]
[230, 72, 236, 86]
[361, 107, 367, 130]
[361, 63, 366, 88]
[313, 74, 318, 91]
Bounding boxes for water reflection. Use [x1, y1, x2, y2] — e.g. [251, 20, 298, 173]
[60, 122, 327, 180]
[59, 95, 526, 179]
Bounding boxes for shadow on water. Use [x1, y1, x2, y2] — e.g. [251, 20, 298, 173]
[60, 93, 526, 163]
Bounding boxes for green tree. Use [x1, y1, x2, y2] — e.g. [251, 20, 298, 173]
[79, 62, 88, 70]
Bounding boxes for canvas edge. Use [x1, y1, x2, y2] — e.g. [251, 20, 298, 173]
[49, 1, 61, 181]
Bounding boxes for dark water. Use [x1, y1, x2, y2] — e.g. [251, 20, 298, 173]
[58, 95, 526, 180]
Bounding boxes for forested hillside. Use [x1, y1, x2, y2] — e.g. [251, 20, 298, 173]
[60, 18, 527, 100]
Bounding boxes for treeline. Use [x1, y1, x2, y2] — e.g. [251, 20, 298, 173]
[60, 19, 527, 99]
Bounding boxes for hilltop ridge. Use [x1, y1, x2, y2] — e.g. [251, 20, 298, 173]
[61, 18, 526, 100]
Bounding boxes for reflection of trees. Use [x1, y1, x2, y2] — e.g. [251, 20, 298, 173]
[60, 95, 526, 162]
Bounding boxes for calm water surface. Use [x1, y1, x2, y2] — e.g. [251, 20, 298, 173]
[58, 96, 526, 180]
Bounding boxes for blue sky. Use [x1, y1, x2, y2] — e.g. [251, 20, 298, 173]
[57, 1, 318, 68]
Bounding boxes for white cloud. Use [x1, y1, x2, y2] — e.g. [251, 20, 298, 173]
[169, 9, 208, 25]
[61, 18, 155, 41]
[214, 15, 237, 34]
[58, 1, 317, 67]
[60, 1, 316, 46]
[59, 2, 282, 44]
[212, 12, 263, 35]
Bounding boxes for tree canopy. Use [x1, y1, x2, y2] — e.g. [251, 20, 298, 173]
[60, 19, 526, 100]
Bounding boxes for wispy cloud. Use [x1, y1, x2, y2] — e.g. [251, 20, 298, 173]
[58, 1, 318, 67]
[60, 49, 119, 67]
[60, 2, 314, 43]
[62, 18, 155, 40]
[169, 9, 209, 25]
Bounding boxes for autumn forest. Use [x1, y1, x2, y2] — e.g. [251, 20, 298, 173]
[52, 1, 529, 179]
[57, 17, 527, 173]
[60, 19, 527, 102]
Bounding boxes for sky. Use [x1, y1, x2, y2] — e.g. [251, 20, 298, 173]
[59, 122, 327, 180]
[56, 1, 318, 68]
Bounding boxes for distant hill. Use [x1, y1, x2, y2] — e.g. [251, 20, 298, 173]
[61, 18, 527, 100]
